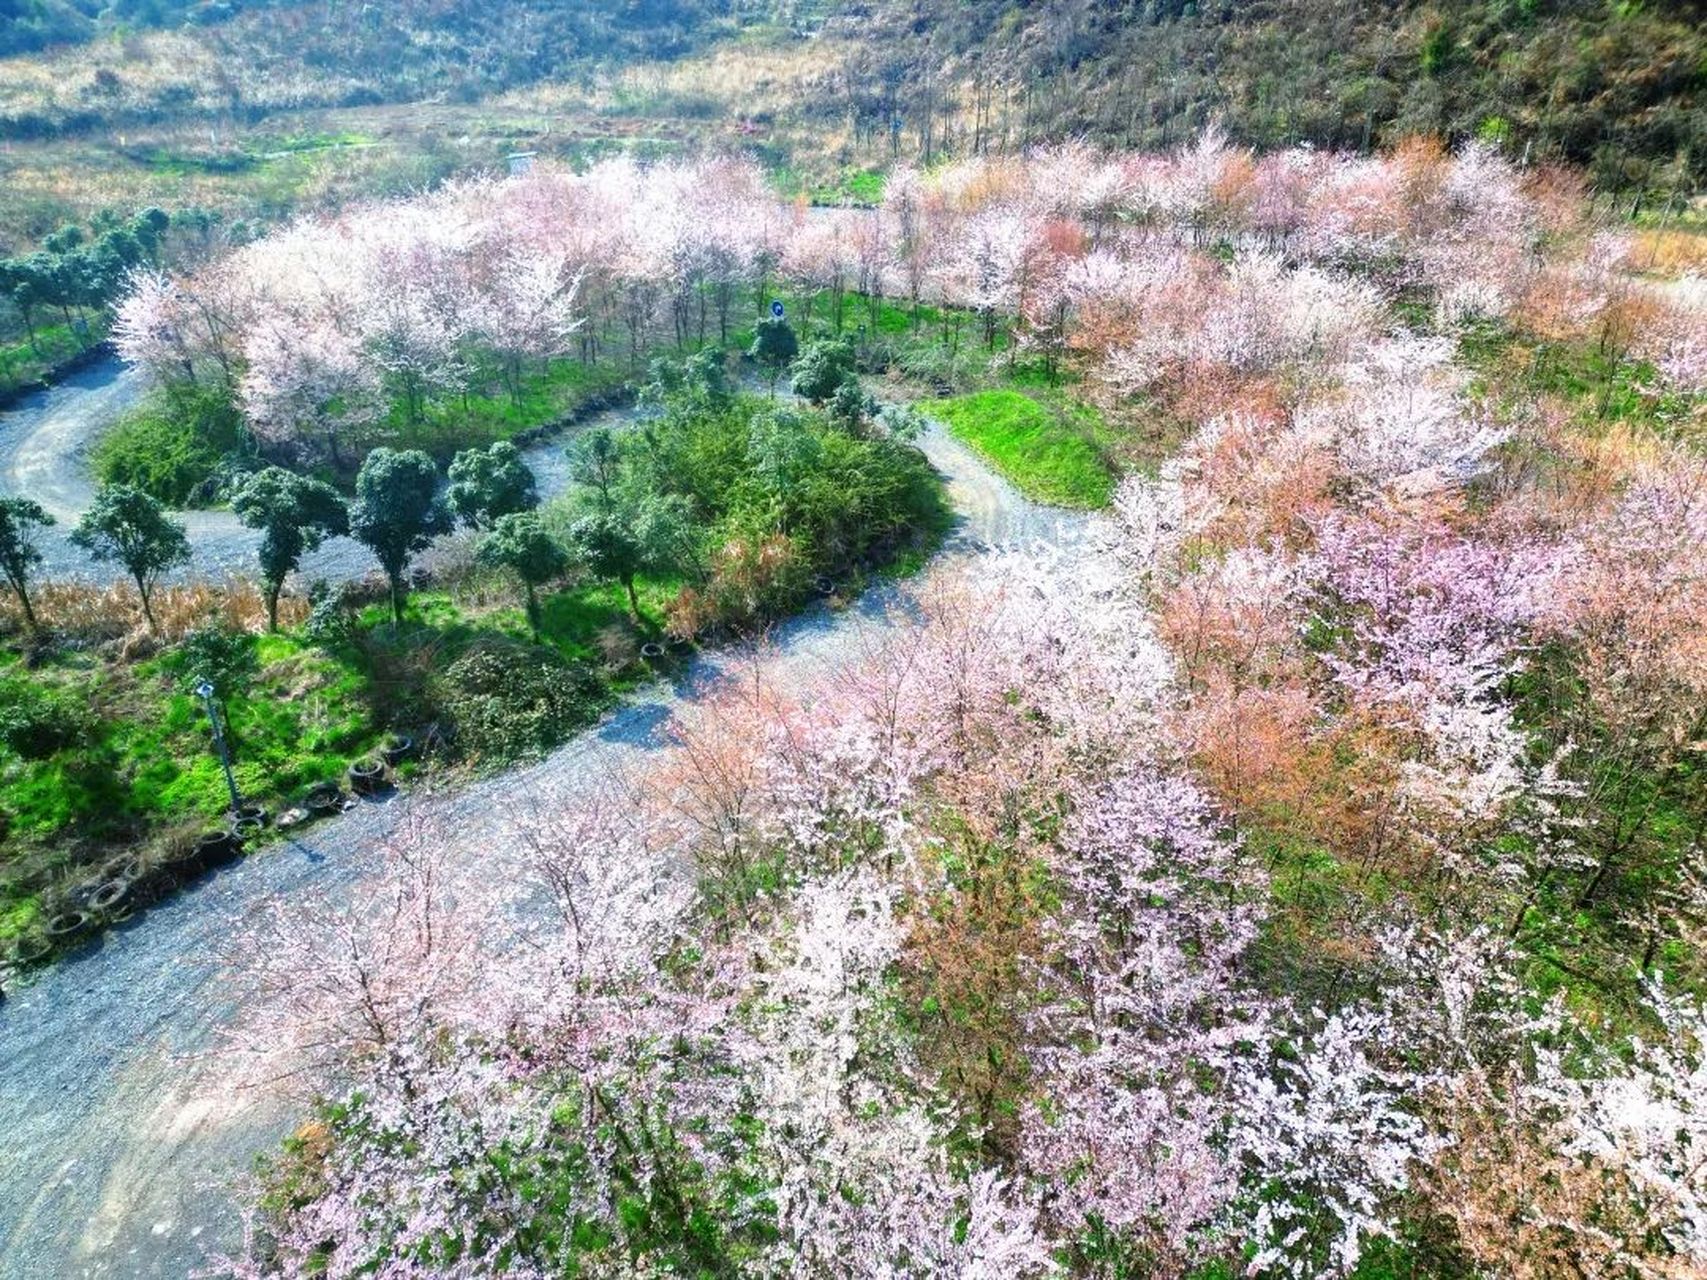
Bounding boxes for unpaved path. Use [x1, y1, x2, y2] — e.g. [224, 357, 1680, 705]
[0, 388, 1093, 1277]
[0, 355, 586, 588]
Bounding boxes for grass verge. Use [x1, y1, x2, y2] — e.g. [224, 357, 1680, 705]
[928, 389, 1116, 508]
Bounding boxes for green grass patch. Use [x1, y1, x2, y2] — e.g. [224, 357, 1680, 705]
[386, 356, 629, 462]
[928, 389, 1116, 508]
[0, 633, 380, 943]
[0, 318, 100, 398]
[1458, 318, 1704, 446]
[771, 165, 886, 206]
[92, 383, 245, 506]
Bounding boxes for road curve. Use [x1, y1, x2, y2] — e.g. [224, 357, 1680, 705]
[0, 385, 1094, 1278]
[0, 356, 589, 589]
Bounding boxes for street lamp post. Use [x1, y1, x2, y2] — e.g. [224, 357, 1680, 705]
[194, 678, 242, 815]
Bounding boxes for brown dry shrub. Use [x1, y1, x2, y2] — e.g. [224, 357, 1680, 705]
[593, 623, 639, 669]
[1634, 227, 1707, 278]
[0, 579, 305, 649]
[1425, 1071, 1707, 1280]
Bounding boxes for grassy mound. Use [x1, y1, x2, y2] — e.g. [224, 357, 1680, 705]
[92, 385, 244, 507]
[930, 389, 1115, 509]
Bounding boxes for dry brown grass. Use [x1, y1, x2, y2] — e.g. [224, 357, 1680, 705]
[0, 31, 226, 120]
[1635, 225, 1707, 277]
[0, 579, 304, 650]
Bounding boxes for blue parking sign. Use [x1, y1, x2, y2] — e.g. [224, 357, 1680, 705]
[770, 300, 785, 318]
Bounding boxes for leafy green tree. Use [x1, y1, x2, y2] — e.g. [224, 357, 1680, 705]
[877, 403, 928, 442]
[231, 467, 349, 631]
[446, 441, 539, 530]
[747, 409, 825, 503]
[177, 624, 259, 705]
[827, 380, 879, 434]
[642, 348, 735, 412]
[348, 448, 453, 625]
[748, 315, 799, 399]
[69, 484, 190, 634]
[789, 337, 857, 405]
[0, 496, 54, 637]
[0, 258, 50, 351]
[478, 511, 569, 640]
[565, 427, 623, 513]
[568, 492, 691, 620]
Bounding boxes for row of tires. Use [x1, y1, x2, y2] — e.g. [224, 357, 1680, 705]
[7, 822, 256, 969]
[4, 744, 419, 980]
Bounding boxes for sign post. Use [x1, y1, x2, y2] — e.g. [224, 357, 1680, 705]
[195, 679, 242, 815]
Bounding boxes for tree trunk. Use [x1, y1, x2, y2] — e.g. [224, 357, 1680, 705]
[624, 573, 641, 621]
[137, 576, 159, 635]
[12, 580, 38, 635]
[525, 581, 540, 641]
[265, 580, 281, 632]
[389, 575, 404, 626]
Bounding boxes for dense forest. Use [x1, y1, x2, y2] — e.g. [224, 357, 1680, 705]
[0, 0, 742, 132]
[2, 0, 1702, 196]
[0, 0, 738, 60]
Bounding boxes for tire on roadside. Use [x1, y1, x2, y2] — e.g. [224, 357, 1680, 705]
[195, 828, 241, 871]
[9, 934, 51, 967]
[305, 781, 343, 815]
[348, 759, 387, 796]
[88, 879, 134, 918]
[45, 910, 95, 944]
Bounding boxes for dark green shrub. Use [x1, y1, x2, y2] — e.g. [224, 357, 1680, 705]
[788, 337, 857, 404]
[169, 625, 259, 698]
[91, 384, 244, 507]
[436, 640, 602, 764]
[0, 676, 95, 759]
[304, 581, 351, 648]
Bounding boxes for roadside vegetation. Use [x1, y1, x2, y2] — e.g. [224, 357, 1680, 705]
[0, 325, 945, 968]
[1, 122, 1705, 1278]
[930, 389, 1114, 507]
[184, 138, 1707, 1280]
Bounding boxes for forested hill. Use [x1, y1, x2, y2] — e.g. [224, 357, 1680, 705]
[0, 0, 731, 66]
[0, 0, 261, 56]
[0, 0, 1700, 204]
[823, 0, 1705, 195]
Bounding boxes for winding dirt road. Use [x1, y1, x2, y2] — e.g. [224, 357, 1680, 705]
[0, 356, 581, 588]
[0, 366, 1092, 1278]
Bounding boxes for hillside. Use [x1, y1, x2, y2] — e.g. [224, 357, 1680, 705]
[820, 0, 1706, 197]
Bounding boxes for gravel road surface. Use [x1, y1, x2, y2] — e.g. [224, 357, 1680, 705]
[0, 356, 588, 589]
[0, 362, 1093, 1277]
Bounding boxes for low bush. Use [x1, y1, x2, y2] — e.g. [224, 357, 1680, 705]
[436, 640, 603, 764]
[0, 674, 96, 759]
[92, 383, 246, 506]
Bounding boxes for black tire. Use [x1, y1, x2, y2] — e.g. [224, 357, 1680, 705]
[381, 735, 415, 767]
[349, 759, 387, 796]
[10, 935, 51, 967]
[67, 878, 106, 909]
[45, 910, 94, 941]
[640, 642, 666, 660]
[195, 829, 240, 869]
[89, 880, 132, 916]
[305, 781, 343, 815]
